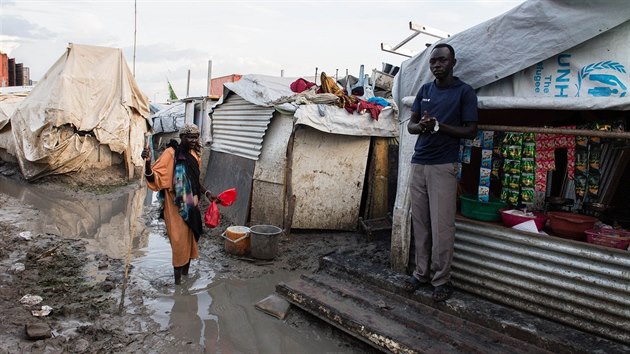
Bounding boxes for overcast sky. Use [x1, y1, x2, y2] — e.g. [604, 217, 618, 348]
[1, 0, 524, 102]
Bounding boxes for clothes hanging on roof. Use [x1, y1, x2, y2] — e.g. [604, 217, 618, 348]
[290, 78, 316, 93]
[319, 72, 344, 96]
[358, 100, 384, 120]
[368, 97, 390, 107]
[342, 99, 383, 120]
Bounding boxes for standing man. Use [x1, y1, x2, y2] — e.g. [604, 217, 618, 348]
[403, 43, 478, 301]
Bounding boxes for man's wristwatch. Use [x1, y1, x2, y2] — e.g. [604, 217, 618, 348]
[431, 120, 440, 134]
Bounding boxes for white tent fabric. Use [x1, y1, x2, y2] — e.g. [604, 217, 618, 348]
[477, 20, 630, 109]
[391, 0, 630, 269]
[10, 43, 150, 180]
[225, 74, 399, 137]
[0, 93, 28, 130]
[394, 0, 630, 101]
[151, 102, 185, 134]
[0, 93, 28, 157]
[294, 104, 398, 137]
[224, 74, 295, 108]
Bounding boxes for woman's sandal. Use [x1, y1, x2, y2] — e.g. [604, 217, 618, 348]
[403, 276, 428, 292]
[432, 282, 454, 302]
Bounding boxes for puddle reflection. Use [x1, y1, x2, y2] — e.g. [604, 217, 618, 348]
[0, 176, 148, 259]
[0, 177, 356, 353]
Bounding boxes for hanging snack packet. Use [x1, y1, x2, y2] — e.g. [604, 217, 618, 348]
[588, 173, 600, 199]
[521, 188, 534, 204]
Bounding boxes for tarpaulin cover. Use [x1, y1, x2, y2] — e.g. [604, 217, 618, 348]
[0, 93, 28, 157]
[224, 74, 295, 108]
[0, 93, 28, 130]
[477, 20, 630, 109]
[394, 0, 630, 109]
[151, 102, 185, 134]
[224, 74, 399, 137]
[10, 43, 150, 180]
[293, 104, 398, 137]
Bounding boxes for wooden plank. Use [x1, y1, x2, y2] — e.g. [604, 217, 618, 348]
[278, 274, 550, 354]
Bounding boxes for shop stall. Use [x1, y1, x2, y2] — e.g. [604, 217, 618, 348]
[392, 0, 630, 344]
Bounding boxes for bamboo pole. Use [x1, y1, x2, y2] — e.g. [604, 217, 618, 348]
[478, 125, 630, 139]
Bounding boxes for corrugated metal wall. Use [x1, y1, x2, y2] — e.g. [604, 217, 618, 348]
[203, 150, 255, 226]
[250, 113, 294, 227]
[451, 220, 630, 344]
[290, 126, 370, 230]
[211, 94, 274, 160]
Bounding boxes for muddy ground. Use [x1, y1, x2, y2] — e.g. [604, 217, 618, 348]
[0, 161, 386, 353]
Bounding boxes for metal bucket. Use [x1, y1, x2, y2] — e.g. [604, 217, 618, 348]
[221, 226, 250, 256]
[250, 225, 282, 260]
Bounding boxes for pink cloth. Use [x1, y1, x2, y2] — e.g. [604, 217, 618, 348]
[290, 78, 316, 93]
[534, 127, 576, 192]
[357, 100, 383, 120]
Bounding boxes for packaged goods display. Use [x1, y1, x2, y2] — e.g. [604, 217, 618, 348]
[457, 119, 627, 251]
[478, 131, 494, 202]
[575, 133, 602, 203]
[499, 132, 535, 206]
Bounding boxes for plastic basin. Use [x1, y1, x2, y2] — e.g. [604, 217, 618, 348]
[547, 211, 598, 241]
[500, 209, 547, 231]
[460, 195, 507, 222]
[585, 228, 630, 250]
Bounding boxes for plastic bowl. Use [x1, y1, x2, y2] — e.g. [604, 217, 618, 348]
[547, 211, 598, 241]
[460, 195, 507, 222]
[585, 228, 630, 250]
[500, 209, 547, 231]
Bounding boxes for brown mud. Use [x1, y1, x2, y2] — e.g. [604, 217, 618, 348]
[0, 161, 383, 353]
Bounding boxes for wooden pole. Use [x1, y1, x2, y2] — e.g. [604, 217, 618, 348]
[283, 127, 297, 236]
[211, 59, 212, 96]
[186, 69, 191, 97]
[369, 137, 389, 218]
[133, 0, 137, 77]
[478, 124, 630, 139]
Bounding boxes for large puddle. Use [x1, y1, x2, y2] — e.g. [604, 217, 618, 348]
[0, 177, 351, 353]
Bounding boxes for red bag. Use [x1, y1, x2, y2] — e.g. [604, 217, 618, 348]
[204, 201, 220, 228]
[217, 188, 237, 207]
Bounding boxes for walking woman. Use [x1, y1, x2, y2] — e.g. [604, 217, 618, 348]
[142, 123, 217, 284]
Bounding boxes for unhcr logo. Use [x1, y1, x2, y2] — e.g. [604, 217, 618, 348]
[576, 61, 627, 97]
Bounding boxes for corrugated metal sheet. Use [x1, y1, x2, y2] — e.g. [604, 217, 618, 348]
[211, 94, 274, 161]
[250, 113, 294, 227]
[291, 126, 370, 230]
[250, 180, 284, 227]
[202, 150, 254, 226]
[252, 113, 293, 184]
[450, 220, 630, 344]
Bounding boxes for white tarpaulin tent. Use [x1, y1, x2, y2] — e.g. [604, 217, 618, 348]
[391, 0, 630, 268]
[10, 43, 150, 180]
[0, 94, 28, 130]
[0, 93, 28, 159]
[151, 102, 185, 134]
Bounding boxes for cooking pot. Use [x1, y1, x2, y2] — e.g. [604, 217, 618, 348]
[581, 202, 610, 217]
[544, 197, 574, 212]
